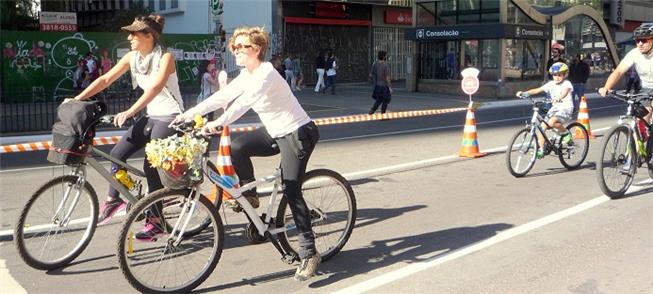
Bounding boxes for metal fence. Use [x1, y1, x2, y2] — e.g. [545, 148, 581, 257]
[1, 87, 200, 134]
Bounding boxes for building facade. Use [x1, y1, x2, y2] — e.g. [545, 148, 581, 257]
[406, 0, 619, 98]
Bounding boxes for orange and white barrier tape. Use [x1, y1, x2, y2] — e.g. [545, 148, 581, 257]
[0, 107, 466, 154]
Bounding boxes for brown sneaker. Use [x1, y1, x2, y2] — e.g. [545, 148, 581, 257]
[223, 195, 259, 212]
[294, 254, 321, 281]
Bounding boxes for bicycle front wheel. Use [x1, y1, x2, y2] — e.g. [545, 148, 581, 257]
[14, 175, 98, 270]
[117, 188, 223, 293]
[506, 127, 538, 177]
[596, 125, 637, 198]
[559, 122, 589, 170]
[276, 169, 356, 261]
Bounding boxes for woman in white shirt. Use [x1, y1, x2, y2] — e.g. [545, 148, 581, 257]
[175, 26, 321, 282]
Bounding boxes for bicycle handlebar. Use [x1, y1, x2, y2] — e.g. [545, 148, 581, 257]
[599, 89, 652, 103]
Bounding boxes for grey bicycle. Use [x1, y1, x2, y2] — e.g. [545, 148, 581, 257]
[506, 94, 590, 177]
[14, 115, 146, 270]
[116, 121, 357, 293]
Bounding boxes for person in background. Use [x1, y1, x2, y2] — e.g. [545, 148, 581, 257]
[100, 49, 113, 75]
[197, 59, 218, 120]
[625, 66, 641, 94]
[547, 43, 566, 80]
[283, 53, 295, 90]
[314, 50, 326, 93]
[368, 50, 393, 115]
[322, 51, 337, 95]
[293, 54, 303, 91]
[568, 53, 590, 114]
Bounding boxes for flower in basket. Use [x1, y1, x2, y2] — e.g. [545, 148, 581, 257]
[145, 133, 208, 181]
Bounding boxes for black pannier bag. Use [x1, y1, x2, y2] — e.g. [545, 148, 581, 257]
[47, 100, 107, 165]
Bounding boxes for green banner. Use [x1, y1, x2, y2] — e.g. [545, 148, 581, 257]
[1, 31, 219, 103]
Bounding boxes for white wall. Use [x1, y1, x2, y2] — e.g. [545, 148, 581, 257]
[222, 0, 273, 33]
[161, 1, 213, 34]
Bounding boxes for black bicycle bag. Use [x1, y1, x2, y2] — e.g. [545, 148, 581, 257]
[47, 100, 106, 165]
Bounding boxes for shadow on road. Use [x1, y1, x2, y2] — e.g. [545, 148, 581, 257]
[524, 161, 596, 178]
[45, 253, 117, 275]
[308, 222, 514, 289]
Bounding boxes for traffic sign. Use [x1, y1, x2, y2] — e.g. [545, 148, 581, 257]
[460, 67, 480, 96]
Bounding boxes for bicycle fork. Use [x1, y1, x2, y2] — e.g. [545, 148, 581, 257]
[54, 168, 87, 227]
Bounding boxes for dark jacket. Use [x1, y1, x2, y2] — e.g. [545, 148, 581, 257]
[569, 60, 590, 84]
[315, 56, 325, 69]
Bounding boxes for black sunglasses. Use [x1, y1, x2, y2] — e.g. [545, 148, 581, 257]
[231, 43, 255, 51]
[635, 38, 651, 44]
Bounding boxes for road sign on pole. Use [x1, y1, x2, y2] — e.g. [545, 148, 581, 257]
[460, 67, 480, 96]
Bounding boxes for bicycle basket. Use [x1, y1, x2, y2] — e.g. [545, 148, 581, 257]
[46, 125, 93, 166]
[157, 162, 202, 190]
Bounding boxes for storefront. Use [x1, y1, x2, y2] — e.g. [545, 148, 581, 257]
[407, 0, 619, 98]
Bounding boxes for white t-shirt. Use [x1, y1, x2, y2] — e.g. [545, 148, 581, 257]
[190, 62, 311, 138]
[542, 80, 574, 111]
[326, 61, 337, 76]
[620, 48, 653, 89]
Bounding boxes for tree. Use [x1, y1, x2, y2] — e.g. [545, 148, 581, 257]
[1, 0, 39, 31]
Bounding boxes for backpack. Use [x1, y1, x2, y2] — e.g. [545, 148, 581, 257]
[47, 100, 107, 165]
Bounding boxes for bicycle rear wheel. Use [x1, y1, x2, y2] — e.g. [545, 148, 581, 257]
[117, 188, 223, 293]
[596, 125, 637, 198]
[558, 122, 589, 170]
[14, 175, 98, 270]
[506, 127, 538, 177]
[276, 169, 356, 261]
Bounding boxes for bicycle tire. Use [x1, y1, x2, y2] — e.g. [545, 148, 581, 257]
[506, 127, 538, 177]
[117, 188, 223, 293]
[276, 169, 356, 261]
[14, 175, 98, 270]
[596, 125, 637, 198]
[558, 122, 589, 170]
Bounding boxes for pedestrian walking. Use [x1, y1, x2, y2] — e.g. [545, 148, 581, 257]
[568, 54, 590, 114]
[368, 50, 393, 115]
[314, 51, 326, 92]
[100, 49, 113, 75]
[323, 52, 337, 95]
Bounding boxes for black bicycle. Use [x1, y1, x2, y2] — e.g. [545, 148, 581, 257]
[596, 90, 653, 198]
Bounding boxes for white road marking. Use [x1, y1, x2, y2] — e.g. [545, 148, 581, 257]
[333, 179, 652, 294]
[0, 260, 27, 294]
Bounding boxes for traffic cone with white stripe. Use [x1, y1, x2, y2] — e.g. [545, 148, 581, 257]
[458, 101, 486, 158]
[207, 126, 240, 203]
[575, 96, 595, 139]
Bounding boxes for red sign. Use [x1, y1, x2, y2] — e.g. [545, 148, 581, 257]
[461, 76, 479, 95]
[384, 9, 412, 25]
[315, 2, 347, 19]
[40, 24, 77, 32]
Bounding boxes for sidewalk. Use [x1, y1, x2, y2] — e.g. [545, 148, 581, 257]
[0, 83, 601, 146]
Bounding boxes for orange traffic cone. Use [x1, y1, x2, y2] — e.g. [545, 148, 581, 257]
[575, 96, 595, 139]
[458, 101, 486, 158]
[207, 126, 240, 203]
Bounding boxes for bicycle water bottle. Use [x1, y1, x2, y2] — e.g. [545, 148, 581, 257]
[115, 169, 135, 190]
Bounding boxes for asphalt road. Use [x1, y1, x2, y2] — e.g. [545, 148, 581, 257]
[0, 91, 651, 293]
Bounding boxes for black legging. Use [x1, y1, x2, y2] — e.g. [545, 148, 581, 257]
[231, 122, 319, 258]
[108, 115, 177, 198]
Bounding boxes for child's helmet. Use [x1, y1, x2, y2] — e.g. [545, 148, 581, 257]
[549, 62, 569, 75]
[633, 23, 653, 39]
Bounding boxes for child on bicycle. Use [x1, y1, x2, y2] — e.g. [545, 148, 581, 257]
[172, 26, 321, 282]
[516, 62, 574, 158]
[66, 15, 184, 239]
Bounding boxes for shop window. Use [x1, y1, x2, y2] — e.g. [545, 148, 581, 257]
[418, 41, 458, 80]
[437, 0, 457, 25]
[463, 40, 479, 68]
[416, 2, 436, 26]
[481, 39, 499, 69]
[504, 39, 544, 80]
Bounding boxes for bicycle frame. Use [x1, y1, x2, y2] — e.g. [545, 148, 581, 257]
[527, 102, 558, 154]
